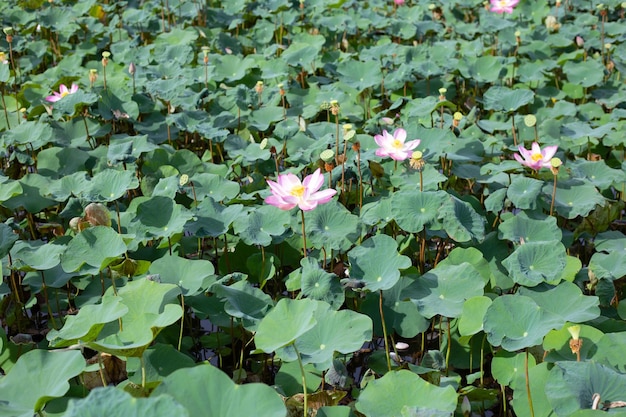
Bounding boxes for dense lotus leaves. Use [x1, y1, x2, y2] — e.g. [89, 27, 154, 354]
[458, 296, 492, 336]
[546, 362, 626, 416]
[149, 254, 215, 296]
[561, 121, 617, 140]
[233, 204, 291, 246]
[389, 164, 447, 191]
[62, 387, 189, 417]
[185, 199, 244, 238]
[390, 190, 447, 233]
[281, 36, 325, 69]
[0, 349, 85, 416]
[212, 54, 257, 83]
[498, 211, 562, 243]
[213, 280, 273, 330]
[347, 234, 411, 292]
[563, 60, 605, 87]
[188, 173, 240, 202]
[9, 239, 66, 271]
[81, 169, 140, 202]
[304, 200, 361, 252]
[336, 59, 383, 92]
[457, 55, 509, 84]
[356, 370, 457, 417]
[47, 295, 128, 347]
[300, 257, 345, 309]
[507, 175, 544, 210]
[2, 174, 58, 212]
[86, 279, 182, 357]
[403, 262, 485, 319]
[128, 196, 194, 240]
[107, 135, 157, 165]
[126, 343, 196, 388]
[36, 146, 90, 177]
[439, 195, 485, 242]
[546, 179, 605, 219]
[569, 159, 626, 190]
[255, 298, 317, 353]
[518, 282, 599, 323]
[503, 241, 567, 287]
[275, 361, 323, 397]
[484, 295, 563, 351]
[153, 364, 286, 417]
[1, 121, 54, 149]
[543, 325, 605, 364]
[588, 251, 626, 281]
[60, 226, 126, 273]
[482, 86, 535, 112]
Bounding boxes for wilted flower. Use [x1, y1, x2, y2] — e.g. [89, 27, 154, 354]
[265, 168, 336, 211]
[374, 128, 421, 161]
[514, 142, 558, 171]
[490, 0, 519, 13]
[45, 83, 79, 102]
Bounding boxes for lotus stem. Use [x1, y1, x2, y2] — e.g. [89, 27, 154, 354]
[379, 290, 392, 372]
[40, 271, 58, 330]
[445, 317, 451, 376]
[293, 344, 308, 417]
[177, 294, 185, 351]
[511, 113, 518, 147]
[525, 348, 535, 417]
[550, 173, 557, 216]
[301, 209, 307, 258]
[140, 354, 147, 388]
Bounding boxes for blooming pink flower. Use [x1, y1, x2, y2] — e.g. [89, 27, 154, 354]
[45, 83, 79, 102]
[490, 0, 519, 13]
[394, 0, 405, 5]
[514, 142, 558, 171]
[374, 128, 421, 161]
[265, 168, 337, 211]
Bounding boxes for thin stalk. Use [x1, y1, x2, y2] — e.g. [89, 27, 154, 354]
[40, 271, 58, 330]
[445, 318, 451, 376]
[525, 348, 535, 417]
[300, 209, 307, 258]
[379, 290, 392, 372]
[141, 354, 147, 388]
[0, 86, 10, 129]
[293, 344, 308, 417]
[550, 173, 557, 216]
[511, 113, 518, 146]
[177, 295, 185, 351]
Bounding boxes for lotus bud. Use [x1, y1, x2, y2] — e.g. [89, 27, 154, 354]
[568, 325, 583, 361]
[255, 81, 264, 95]
[89, 68, 98, 85]
[84, 203, 111, 227]
[461, 396, 471, 417]
[3, 27, 13, 43]
[128, 62, 136, 75]
[515, 30, 521, 45]
[330, 99, 340, 116]
[278, 83, 285, 96]
[575, 35, 584, 47]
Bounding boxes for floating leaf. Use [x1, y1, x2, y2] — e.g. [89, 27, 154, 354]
[502, 242, 567, 287]
[547, 179, 605, 219]
[60, 226, 127, 273]
[255, 298, 317, 353]
[390, 190, 447, 233]
[498, 212, 562, 244]
[300, 257, 344, 309]
[305, 200, 361, 252]
[518, 282, 599, 323]
[507, 175, 544, 210]
[482, 86, 535, 112]
[149, 254, 216, 296]
[233, 205, 291, 247]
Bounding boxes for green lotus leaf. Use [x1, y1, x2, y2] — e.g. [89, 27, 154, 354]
[563, 59, 606, 87]
[83, 169, 140, 202]
[336, 59, 382, 92]
[0, 349, 85, 416]
[154, 364, 286, 417]
[300, 257, 344, 310]
[458, 55, 508, 84]
[63, 387, 189, 417]
[498, 211, 562, 244]
[233, 205, 292, 247]
[149, 254, 215, 296]
[518, 282, 599, 323]
[213, 54, 257, 83]
[2, 174, 57, 213]
[37, 146, 90, 177]
[98, 89, 139, 120]
[126, 343, 196, 388]
[9, 239, 66, 271]
[390, 190, 447, 233]
[439, 196, 485, 243]
[543, 324, 604, 364]
[0, 223, 18, 259]
[484, 187, 508, 213]
[51, 89, 99, 116]
[356, 370, 457, 417]
[213, 280, 273, 330]
[255, 298, 317, 353]
[188, 173, 240, 202]
[107, 135, 157, 165]
[347, 234, 411, 292]
[403, 262, 485, 319]
[0, 176, 22, 203]
[546, 362, 626, 416]
[491, 350, 537, 387]
[507, 175, 544, 210]
[246, 252, 279, 286]
[249, 106, 287, 131]
[47, 295, 128, 347]
[275, 360, 323, 397]
[502, 241, 567, 287]
[438, 247, 492, 284]
[47, 172, 90, 201]
[510, 363, 553, 417]
[595, 231, 626, 253]
[458, 296, 493, 336]
[562, 121, 617, 141]
[482, 86, 535, 112]
[186, 199, 244, 238]
[569, 160, 626, 190]
[484, 295, 562, 351]
[592, 332, 626, 373]
[546, 179, 605, 219]
[61, 226, 127, 273]
[305, 200, 361, 252]
[170, 149, 204, 176]
[390, 165, 447, 192]
[86, 279, 182, 357]
[130, 196, 194, 240]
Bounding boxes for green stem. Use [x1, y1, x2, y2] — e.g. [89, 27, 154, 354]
[550, 173, 557, 217]
[445, 317, 451, 376]
[379, 290, 392, 372]
[301, 209, 307, 258]
[293, 344, 308, 417]
[141, 354, 147, 388]
[177, 294, 185, 351]
[526, 348, 535, 417]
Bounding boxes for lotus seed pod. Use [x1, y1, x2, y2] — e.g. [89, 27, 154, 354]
[524, 114, 537, 127]
[320, 149, 335, 162]
[550, 157, 562, 168]
[179, 174, 189, 186]
[84, 202, 111, 227]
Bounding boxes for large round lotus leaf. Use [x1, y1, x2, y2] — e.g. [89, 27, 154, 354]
[594, 231, 626, 253]
[233, 205, 291, 247]
[149, 254, 215, 296]
[127, 343, 195, 388]
[545, 179, 605, 219]
[360, 197, 393, 227]
[47, 295, 128, 347]
[484, 295, 562, 351]
[185, 199, 244, 238]
[300, 257, 344, 310]
[0, 349, 85, 415]
[292, 301, 372, 370]
[0, 223, 18, 258]
[437, 247, 492, 284]
[213, 54, 257, 83]
[589, 251, 626, 281]
[275, 360, 323, 397]
[403, 262, 485, 319]
[458, 296, 492, 336]
[154, 364, 286, 417]
[2, 120, 54, 149]
[491, 350, 536, 387]
[37, 146, 90, 177]
[543, 324, 604, 364]
[458, 55, 507, 84]
[482, 86, 535, 112]
[130, 196, 193, 240]
[305, 200, 361, 252]
[107, 135, 157, 165]
[9, 239, 66, 271]
[507, 175, 544, 210]
[255, 298, 317, 353]
[518, 282, 599, 323]
[390, 190, 447, 233]
[592, 332, 626, 372]
[61, 226, 127, 273]
[87, 279, 182, 357]
[63, 387, 188, 417]
[569, 160, 626, 190]
[83, 169, 140, 202]
[347, 234, 411, 292]
[2, 174, 57, 213]
[356, 370, 457, 416]
[563, 59, 605, 87]
[47, 172, 90, 201]
[51, 89, 99, 116]
[502, 241, 567, 287]
[498, 211, 562, 244]
[188, 173, 240, 202]
[510, 362, 553, 417]
[546, 362, 626, 416]
[439, 196, 485, 242]
[336, 59, 382, 92]
[213, 280, 273, 330]
[0, 177, 22, 203]
[389, 164, 448, 191]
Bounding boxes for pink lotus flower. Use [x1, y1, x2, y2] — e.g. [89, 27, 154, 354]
[45, 83, 79, 102]
[514, 142, 558, 171]
[265, 168, 337, 211]
[394, 0, 405, 5]
[490, 0, 519, 13]
[374, 128, 421, 161]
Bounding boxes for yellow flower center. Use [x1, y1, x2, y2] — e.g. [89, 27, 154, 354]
[392, 139, 403, 149]
[531, 153, 543, 162]
[290, 185, 305, 197]
[499, 0, 507, 5]
[60, 91, 70, 98]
